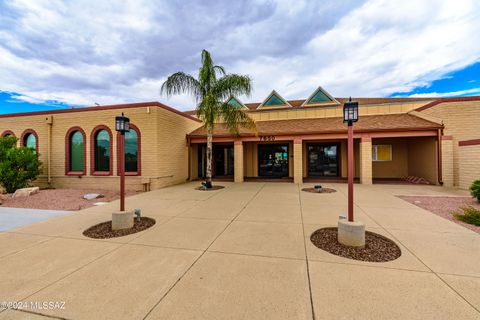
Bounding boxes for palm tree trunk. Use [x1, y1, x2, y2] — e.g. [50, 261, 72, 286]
[205, 131, 213, 188]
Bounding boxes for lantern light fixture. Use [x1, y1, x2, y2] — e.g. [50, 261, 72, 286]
[115, 113, 130, 134]
[343, 97, 359, 125]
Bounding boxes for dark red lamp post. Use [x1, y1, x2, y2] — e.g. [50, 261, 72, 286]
[343, 98, 359, 222]
[115, 113, 130, 212]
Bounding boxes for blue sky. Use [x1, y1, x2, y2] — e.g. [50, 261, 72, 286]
[391, 62, 480, 98]
[1, 0, 479, 115]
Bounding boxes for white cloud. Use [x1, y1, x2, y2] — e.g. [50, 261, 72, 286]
[407, 88, 480, 98]
[0, 0, 479, 112]
[247, 0, 480, 100]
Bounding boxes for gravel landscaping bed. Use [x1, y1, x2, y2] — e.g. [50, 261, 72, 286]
[302, 187, 336, 194]
[0, 189, 139, 211]
[195, 185, 225, 191]
[398, 196, 480, 233]
[310, 227, 401, 262]
[83, 217, 156, 239]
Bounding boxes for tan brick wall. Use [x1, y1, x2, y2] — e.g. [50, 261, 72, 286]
[234, 142, 244, 182]
[293, 142, 303, 183]
[155, 107, 202, 188]
[421, 101, 480, 186]
[246, 101, 427, 122]
[0, 114, 50, 176]
[189, 144, 199, 180]
[458, 145, 480, 189]
[0, 105, 201, 191]
[441, 139, 454, 187]
[359, 140, 372, 184]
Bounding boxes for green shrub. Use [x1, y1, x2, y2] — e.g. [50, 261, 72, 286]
[0, 136, 42, 193]
[453, 206, 480, 226]
[470, 179, 480, 202]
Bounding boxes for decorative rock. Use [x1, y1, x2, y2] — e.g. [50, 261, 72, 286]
[338, 219, 365, 247]
[112, 211, 134, 230]
[82, 193, 104, 200]
[93, 202, 109, 206]
[12, 187, 39, 198]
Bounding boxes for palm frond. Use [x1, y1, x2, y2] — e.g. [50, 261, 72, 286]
[213, 74, 252, 101]
[160, 72, 201, 100]
[214, 65, 226, 77]
[161, 49, 254, 137]
[197, 96, 217, 131]
[199, 49, 216, 91]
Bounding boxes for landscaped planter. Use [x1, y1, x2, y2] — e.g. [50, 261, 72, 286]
[310, 227, 401, 262]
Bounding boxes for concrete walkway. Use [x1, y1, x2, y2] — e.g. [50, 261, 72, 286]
[0, 207, 70, 232]
[0, 182, 479, 319]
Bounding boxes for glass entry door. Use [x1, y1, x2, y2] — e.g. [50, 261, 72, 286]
[213, 145, 234, 176]
[307, 143, 339, 177]
[258, 144, 289, 177]
[197, 144, 234, 178]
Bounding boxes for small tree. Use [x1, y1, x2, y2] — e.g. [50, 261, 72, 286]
[0, 136, 41, 193]
[470, 179, 480, 202]
[161, 50, 255, 188]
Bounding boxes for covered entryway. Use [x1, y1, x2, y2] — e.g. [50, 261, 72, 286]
[306, 142, 340, 177]
[187, 113, 444, 185]
[196, 143, 234, 179]
[371, 136, 439, 184]
[258, 144, 289, 178]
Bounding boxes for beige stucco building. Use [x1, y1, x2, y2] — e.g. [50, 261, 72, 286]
[0, 87, 479, 191]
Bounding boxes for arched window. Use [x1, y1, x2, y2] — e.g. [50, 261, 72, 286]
[91, 126, 113, 175]
[65, 127, 86, 175]
[117, 124, 141, 175]
[1, 130, 15, 138]
[21, 129, 38, 153]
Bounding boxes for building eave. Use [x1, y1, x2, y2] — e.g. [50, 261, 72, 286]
[0, 101, 202, 122]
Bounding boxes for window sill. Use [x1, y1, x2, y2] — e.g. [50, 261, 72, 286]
[91, 171, 112, 176]
[66, 171, 85, 176]
[117, 172, 141, 176]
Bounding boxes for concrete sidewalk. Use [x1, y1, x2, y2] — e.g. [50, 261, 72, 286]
[0, 182, 479, 319]
[0, 207, 70, 232]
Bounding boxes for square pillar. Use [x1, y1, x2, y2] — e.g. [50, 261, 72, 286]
[359, 137, 372, 185]
[293, 138, 303, 184]
[441, 136, 454, 187]
[234, 140, 244, 183]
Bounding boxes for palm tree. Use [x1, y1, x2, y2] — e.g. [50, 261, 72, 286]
[161, 50, 255, 188]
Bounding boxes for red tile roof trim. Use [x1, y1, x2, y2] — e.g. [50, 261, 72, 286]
[415, 96, 480, 112]
[188, 114, 443, 138]
[459, 139, 480, 147]
[0, 101, 201, 123]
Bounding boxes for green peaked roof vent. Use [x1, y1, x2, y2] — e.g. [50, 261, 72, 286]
[259, 90, 291, 108]
[302, 86, 338, 106]
[227, 96, 245, 109]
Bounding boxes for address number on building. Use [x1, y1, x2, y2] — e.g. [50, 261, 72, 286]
[259, 136, 276, 141]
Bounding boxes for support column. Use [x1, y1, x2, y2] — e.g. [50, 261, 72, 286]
[441, 136, 454, 187]
[359, 137, 372, 185]
[293, 138, 303, 184]
[234, 140, 244, 183]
